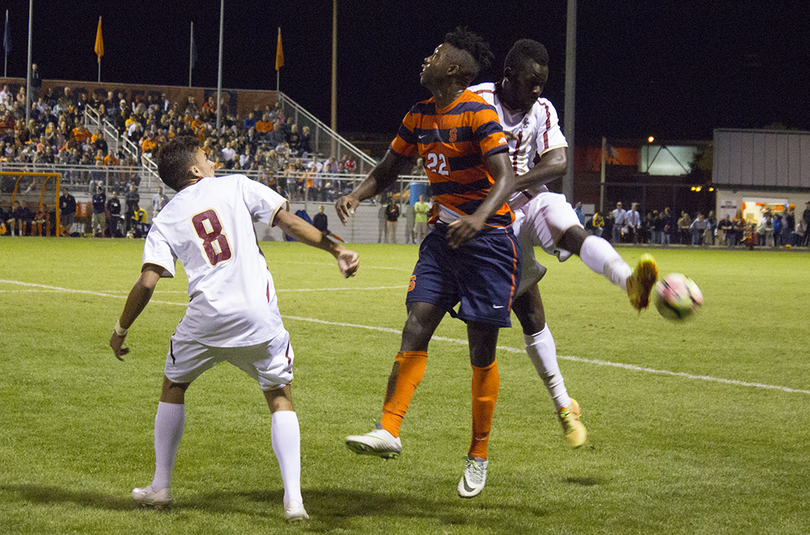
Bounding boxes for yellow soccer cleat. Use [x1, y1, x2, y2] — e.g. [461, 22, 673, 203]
[558, 398, 587, 448]
[627, 254, 659, 310]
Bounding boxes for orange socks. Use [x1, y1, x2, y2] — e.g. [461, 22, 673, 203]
[469, 360, 499, 460]
[381, 351, 427, 438]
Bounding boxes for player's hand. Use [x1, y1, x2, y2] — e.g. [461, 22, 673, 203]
[446, 215, 485, 249]
[110, 332, 130, 361]
[336, 249, 359, 278]
[335, 195, 360, 225]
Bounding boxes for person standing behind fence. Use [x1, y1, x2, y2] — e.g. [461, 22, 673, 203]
[107, 191, 122, 238]
[627, 203, 641, 244]
[677, 212, 691, 244]
[385, 198, 400, 244]
[92, 185, 107, 237]
[611, 202, 626, 244]
[414, 194, 430, 242]
[125, 184, 140, 234]
[59, 188, 77, 237]
[152, 186, 169, 218]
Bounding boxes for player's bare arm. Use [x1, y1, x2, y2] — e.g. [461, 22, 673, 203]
[446, 151, 517, 248]
[274, 209, 359, 278]
[512, 146, 567, 192]
[109, 264, 163, 361]
[335, 149, 411, 224]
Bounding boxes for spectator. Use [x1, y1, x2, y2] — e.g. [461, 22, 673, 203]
[802, 201, 810, 246]
[287, 124, 301, 156]
[378, 198, 387, 244]
[644, 212, 655, 243]
[758, 211, 775, 247]
[125, 184, 140, 234]
[107, 190, 123, 237]
[404, 201, 416, 244]
[130, 203, 149, 237]
[704, 211, 717, 245]
[782, 208, 795, 246]
[611, 202, 626, 244]
[574, 202, 585, 226]
[0, 85, 11, 106]
[243, 111, 257, 131]
[33, 204, 50, 236]
[795, 217, 807, 247]
[92, 185, 107, 237]
[690, 213, 706, 245]
[152, 186, 169, 218]
[385, 198, 400, 244]
[773, 211, 783, 246]
[627, 202, 641, 244]
[732, 212, 745, 247]
[677, 211, 691, 244]
[591, 211, 605, 237]
[7, 200, 29, 236]
[31, 64, 42, 101]
[717, 214, 733, 246]
[414, 194, 430, 243]
[93, 130, 109, 154]
[312, 205, 329, 234]
[255, 113, 273, 139]
[651, 210, 665, 244]
[59, 188, 77, 236]
[300, 126, 312, 156]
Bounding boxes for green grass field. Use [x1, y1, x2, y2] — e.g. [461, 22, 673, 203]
[1, 238, 809, 534]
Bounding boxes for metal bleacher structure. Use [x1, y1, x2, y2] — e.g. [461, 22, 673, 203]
[1, 89, 428, 243]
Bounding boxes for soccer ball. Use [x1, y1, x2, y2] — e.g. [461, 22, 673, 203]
[653, 273, 703, 321]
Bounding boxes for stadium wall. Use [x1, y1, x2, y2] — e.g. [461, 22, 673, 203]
[255, 202, 406, 245]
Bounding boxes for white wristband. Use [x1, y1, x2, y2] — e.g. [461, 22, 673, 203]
[114, 320, 128, 337]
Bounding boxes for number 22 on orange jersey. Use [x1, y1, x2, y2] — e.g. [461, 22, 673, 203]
[425, 152, 449, 176]
[192, 209, 233, 266]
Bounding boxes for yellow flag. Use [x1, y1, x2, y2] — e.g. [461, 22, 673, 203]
[94, 17, 104, 61]
[275, 28, 284, 71]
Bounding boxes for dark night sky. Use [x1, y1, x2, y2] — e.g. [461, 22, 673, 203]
[3, 0, 809, 142]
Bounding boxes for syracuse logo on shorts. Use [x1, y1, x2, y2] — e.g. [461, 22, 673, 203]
[407, 275, 416, 292]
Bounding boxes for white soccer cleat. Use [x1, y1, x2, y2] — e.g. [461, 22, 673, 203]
[132, 484, 172, 509]
[345, 427, 402, 459]
[457, 455, 488, 498]
[284, 500, 309, 522]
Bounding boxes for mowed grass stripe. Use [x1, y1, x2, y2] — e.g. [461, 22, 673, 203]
[2, 277, 807, 397]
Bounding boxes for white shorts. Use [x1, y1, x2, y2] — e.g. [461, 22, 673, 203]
[165, 329, 294, 391]
[512, 191, 583, 296]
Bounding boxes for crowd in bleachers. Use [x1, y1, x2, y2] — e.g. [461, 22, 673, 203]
[584, 202, 810, 248]
[0, 82, 360, 200]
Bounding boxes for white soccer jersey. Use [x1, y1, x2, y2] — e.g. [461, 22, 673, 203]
[469, 82, 568, 206]
[143, 174, 287, 347]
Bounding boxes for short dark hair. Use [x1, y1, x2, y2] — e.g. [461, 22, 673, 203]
[444, 27, 493, 84]
[504, 39, 549, 72]
[156, 136, 200, 191]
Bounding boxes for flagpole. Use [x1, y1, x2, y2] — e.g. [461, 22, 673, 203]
[563, 0, 576, 202]
[188, 21, 193, 88]
[600, 136, 607, 214]
[98, 17, 101, 83]
[4, 10, 8, 78]
[216, 0, 223, 132]
[25, 0, 32, 127]
[275, 28, 280, 93]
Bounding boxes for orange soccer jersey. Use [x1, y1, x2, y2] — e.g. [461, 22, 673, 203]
[390, 90, 512, 227]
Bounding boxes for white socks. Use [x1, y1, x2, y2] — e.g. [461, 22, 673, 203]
[525, 326, 571, 411]
[272, 410, 302, 505]
[580, 235, 632, 290]
[152, 401, 185, 491]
